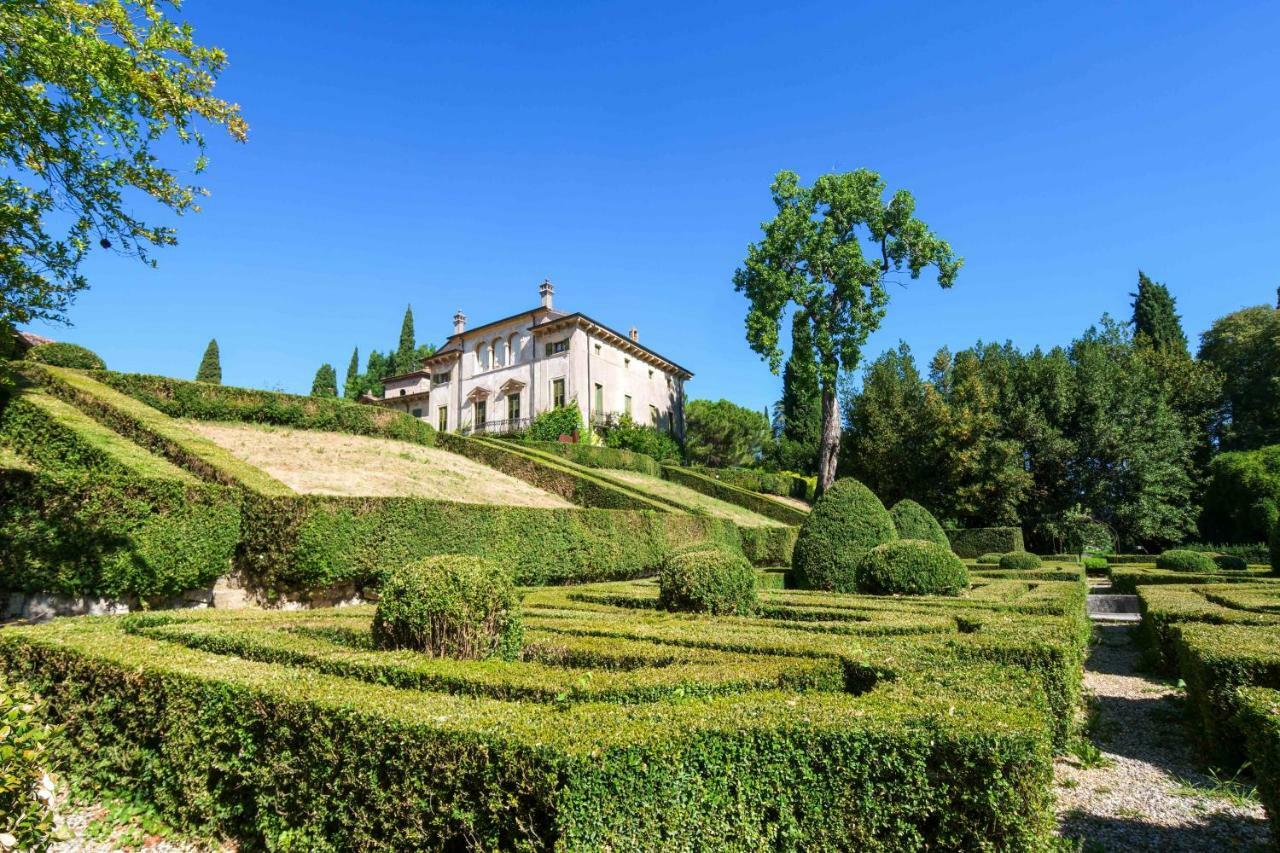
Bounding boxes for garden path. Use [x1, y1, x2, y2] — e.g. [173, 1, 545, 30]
[1055, 584, 1271, 851]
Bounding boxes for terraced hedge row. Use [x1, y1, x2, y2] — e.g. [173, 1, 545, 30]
[1136, 582, 1280, 840]
[94, 370, 439, 446]
[660, 465, 809, 525]
[684, 466, 814, 502]
[945, 526, 1025, 558]
[0, 574, 1087, 850]
[509, 440, 663, 476]
[1109, 564, 1278, 594]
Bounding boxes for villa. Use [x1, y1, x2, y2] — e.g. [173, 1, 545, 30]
[376, 280, 692, 438]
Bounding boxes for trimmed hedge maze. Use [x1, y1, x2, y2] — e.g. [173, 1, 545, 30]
[0, 575, 1088, 851]
[1137, 582, 1280, 840]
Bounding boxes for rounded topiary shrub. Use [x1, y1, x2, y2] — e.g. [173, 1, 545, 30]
[1155, 549, 1217, 573]
[998, 552, 1043, 570]
[855, 539, 969, 596]
[658, 548, 757, 616]
[888, 499, 950, 548]
[1211, 553, 1247, 571]
[792, 478, 897, 592]
[1082, 556, 1109, 571]
[975, 552, 1004, 565]
[25, 341, 105, 370]
[372, 555, 522, 660]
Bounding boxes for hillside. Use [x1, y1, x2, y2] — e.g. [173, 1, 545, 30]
[185, 420, 574, 507]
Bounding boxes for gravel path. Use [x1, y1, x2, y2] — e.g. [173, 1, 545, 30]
[1055, 605, 1271, 851]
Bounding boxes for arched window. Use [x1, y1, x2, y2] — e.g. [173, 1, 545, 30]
[493, 337, 505, 368]
[477, 341, 489, 372]
[508, 333, 521, 364]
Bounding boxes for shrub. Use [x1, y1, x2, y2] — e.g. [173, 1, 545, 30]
[527, 405, 583, 443]
[976, 553, 1004, 565]
[1183, 542, 1271, 564]
[661, 465, 809, 526]
[944, 526, 1025, 558]
[686, 466, 812, 502]
[1200, 446, 1280, 543]
[1238, 687, 1280, 843]
[1082, 556, 1109, 571]
[516, 440, 660, 476]
[791, 478, 896, 592]
[0, 673, 56, 851]
[25, 342, 105, 370]
[1272, 521, 1280, 575]
[598, 413, 682, 462]
[658, 547, 758, 615]
[1155, 549, 1217, 573]
[372, 555, 523, 660]
[999, 552, 1043, 570]
[855, 539, 968, 596]
[1213, 554, 1248, 571]
[888, 499, 949, 547]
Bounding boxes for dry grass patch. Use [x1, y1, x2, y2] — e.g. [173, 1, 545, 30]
[603, 470, 786, 527]
[184, 421, 573, 508]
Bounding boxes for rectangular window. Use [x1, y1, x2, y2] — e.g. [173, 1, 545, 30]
[437, 406, 448, 432]
[552, 378, 565, 409]
[432, 369, 449, 386]
[593, 383, 603, 416]
[649, 404, 659, 426]
[624, 394, 632, 417]
[544, 339, 569, 357]
[475, 400, 486, 429]
[507, 393, 521, 422]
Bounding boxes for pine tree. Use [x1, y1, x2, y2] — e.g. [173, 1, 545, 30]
[196, 339, 221, 384]
[311, 363, 338, 398]
[343, 346, 360, 399]
[1130, 271, 1188, 354]
[772, 310, 822, 473]
[388, 304, 417, 375]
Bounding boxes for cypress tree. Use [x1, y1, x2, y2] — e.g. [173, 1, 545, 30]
[311, 363, 338, 398]
[1130, 271, 1188, 355]
[773, 310, 823, 473]
[196, 338, 221, 384]
[343, 346, 360, 399]
[392, 304, 416, 374]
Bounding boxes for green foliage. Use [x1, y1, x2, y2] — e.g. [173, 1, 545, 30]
[309, 363, 337, 398]
[1200, 445, 1280, 543]
[888, 499, 949, 547]
[97, 371, 437, 448]
[1199, 303, 1280, 451]
[1182, 542, 1272, 564]
[999, 552, 1043, 571]
[343, 347, 361, 400]
[1039, 509, 1116, 555]
[1237, 687, 1280, 841]
[25, 342, 105, 370]
[0, 0, 245, 326]
[527, 405, 582, 442]
[686, 466, 813, 502]
[0, 673, 56, 852]
[681, 399, 769, 468]
[658, 548, 758, 615]
[661, 465, 809, 525]
[855, 539, 968, 596]
[1156, 549, 1218, 573]
[1213, 554, 1248, 571]
[1131, 271, 1188, 355]
[1082, 556, 1109, 571]
[516, 440, 660, 477]
[1271, 520, 1280, 575]
[598, 413, 681, 462]
[792, 478, 897, 592]
[734, 169, 961, 493]
[0, 574, 1090, 849]
[195, 339, 221, 384]
[976, 553, 1004, 565]
[372, 556, 523, 661]
[770, 309, 821, 474]
[945, 527, 1026, 559]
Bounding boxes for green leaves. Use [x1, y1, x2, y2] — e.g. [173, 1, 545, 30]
[0, 675, 57, 852]
[0, 0, 246, 325]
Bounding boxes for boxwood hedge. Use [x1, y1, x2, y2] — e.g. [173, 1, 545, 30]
[510, 440, 662, 476]
[1237, 687, 1280, 842]
[661, 465, 809, 526]
[791, 478, 897, 592]
[945, 527, 1025, 558]
[888, 499, 949, 547]
[1155, 549, 1218, 573]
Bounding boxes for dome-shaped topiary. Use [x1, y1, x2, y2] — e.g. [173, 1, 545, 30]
[855, 539, 969, 596]
[998, 552, 1042, 570]
[888, 499, 950, 548]
[975, 553, 1004, 565]
[791, 478, 897, 592]
[1155, 549, 1217, 573]
[1212, 554, 1247, 571]
[26, 342, 105, 370]
[372, 555, 523, 660]
[658, 548, 757, 615]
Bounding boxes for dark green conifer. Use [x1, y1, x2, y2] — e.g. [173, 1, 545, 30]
[196, 338, 221, 384]
[311, 363, 338, 398]
[1130, 271, 1188, 354]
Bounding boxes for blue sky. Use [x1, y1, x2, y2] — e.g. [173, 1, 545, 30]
[27, 0, 1280, 411]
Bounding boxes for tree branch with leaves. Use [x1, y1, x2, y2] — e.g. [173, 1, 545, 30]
[734, 169, 961, 494]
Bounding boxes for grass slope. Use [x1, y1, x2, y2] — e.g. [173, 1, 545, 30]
[602, 469, 786, 527]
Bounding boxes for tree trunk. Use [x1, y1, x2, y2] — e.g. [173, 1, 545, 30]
[816, 383, 841, 497]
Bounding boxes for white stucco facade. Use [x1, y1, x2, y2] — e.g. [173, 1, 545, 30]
[378, 282, 691, 438]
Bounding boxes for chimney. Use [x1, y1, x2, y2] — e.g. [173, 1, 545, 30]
[539, 278, 554, 310]
[629, 326, 639, 343]
[453, 311, 466, 335]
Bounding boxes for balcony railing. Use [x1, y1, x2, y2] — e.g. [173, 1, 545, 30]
[460, 417, 531, 436]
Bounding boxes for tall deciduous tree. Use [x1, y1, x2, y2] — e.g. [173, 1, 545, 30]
[1199, 303, 1280, 451]
[1130, 271, 1188, 354]
[734, 170, 961, 495]
[0, 0, 246, 326]
[343, 347, 360, 399]
[310, 363, 338, 398]
[772, 309, 822, 473]
[196, 339, 221, 384]
[684, 399, 771, 468]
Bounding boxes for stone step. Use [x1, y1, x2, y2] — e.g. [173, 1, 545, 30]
[1087, 593, 1141, 622]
